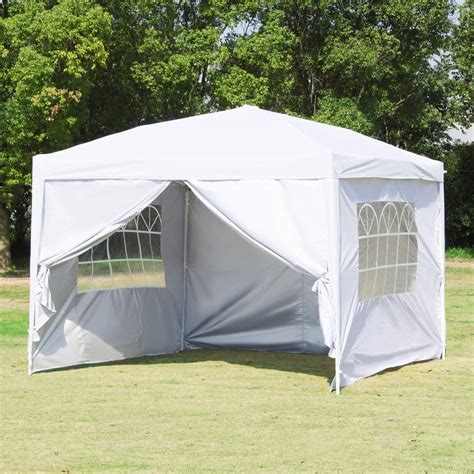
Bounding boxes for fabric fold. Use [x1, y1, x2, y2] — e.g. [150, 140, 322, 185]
[34, 180, 170, 332]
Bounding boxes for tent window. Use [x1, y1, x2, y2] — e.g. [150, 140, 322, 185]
[357, 201, 417, 301]
[77, 205, 165, 292]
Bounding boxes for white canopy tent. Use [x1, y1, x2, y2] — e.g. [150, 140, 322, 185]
[29, 105, 445, 392]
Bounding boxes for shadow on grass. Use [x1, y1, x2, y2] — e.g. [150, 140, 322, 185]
[33, 348, 443, 392]
[42, 349, 336, 386]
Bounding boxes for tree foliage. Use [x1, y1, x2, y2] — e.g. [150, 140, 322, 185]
[444, 142, 474, 248]
[0, 0, 472, 267]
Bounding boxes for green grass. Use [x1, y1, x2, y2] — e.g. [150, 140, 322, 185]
[445, 247, 474, 259]
[0, 264, 473, 471]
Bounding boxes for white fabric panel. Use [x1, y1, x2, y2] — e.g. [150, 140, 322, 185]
[333, 153, 442, 182]
[34, 106, 443, 181]
[314, 276, 335, 351]
[337, 179, 444, 387]
[30, 184, 184, 373]
[33, 180, 169, 334]
[38, 180, 169, 266]
[32, 288, 180, 372]
[184, 195, 327, 353]
[187, 180, 330, 279]
[28, 158, 45, 372]
[284, 115, 443, 181]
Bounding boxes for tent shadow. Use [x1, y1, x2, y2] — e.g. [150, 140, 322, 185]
[53, 349, 335, 386]
[37, 350, 438, 391]
[372, 358, 438, 378]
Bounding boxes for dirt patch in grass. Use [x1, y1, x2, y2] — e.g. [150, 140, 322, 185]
[0, 299, 29, 311]
[0, 277, 29, 286]
[445, 258, 474, 269]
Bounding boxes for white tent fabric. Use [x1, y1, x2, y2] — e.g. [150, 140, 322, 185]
[29, 106, 445, 392]
[337, 179, 444, 387]
[33, 105, 443, 181]
[187, 180, 329, 278]
[183, 194, 326, 354]
[34, 180, 169, 325]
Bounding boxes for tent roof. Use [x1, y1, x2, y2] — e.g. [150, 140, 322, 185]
[35, 105, 443, 181]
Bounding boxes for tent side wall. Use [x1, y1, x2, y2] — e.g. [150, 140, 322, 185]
[29, 178, 332, 373]
[183, 193, 327, 353]
[29, 182, 185, 373]
[336, 178, 445, 387]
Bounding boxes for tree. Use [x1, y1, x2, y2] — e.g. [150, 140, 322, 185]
[450, 0, 473, 130]
[212, 7, 297, 111]
[442, 0, 473, 249]
[0, 0, 111, 271]
[0, 0, 472, 271]
[444, 142, 474, 248]
[214, 0, 461, 155]
[88, 0, 242, 133]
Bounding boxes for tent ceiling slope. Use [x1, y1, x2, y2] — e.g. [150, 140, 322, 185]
[28, 106, 445, 394]
[33, 105, 443, 182]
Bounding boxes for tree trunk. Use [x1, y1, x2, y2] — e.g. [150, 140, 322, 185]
[0, 204, 12, 274]
[2, 0, 9, 19]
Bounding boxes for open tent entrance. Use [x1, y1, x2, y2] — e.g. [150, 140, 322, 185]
[69, 182, 328, 365]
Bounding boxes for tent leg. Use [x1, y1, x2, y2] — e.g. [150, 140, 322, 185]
[439, 181, 446, 360]
[181, 188, 190, 351]
[331, 177, 342, 395]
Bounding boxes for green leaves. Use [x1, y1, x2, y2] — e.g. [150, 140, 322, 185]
[313, 95, 375, 136]
[0, 0, 472, 252]
[214, 9, 295, 110]
[0, 0, 111, 206]
[214, 65, 270, 108]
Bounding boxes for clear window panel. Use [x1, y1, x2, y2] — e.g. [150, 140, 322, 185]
[358, 201, 417, 301]
[395, 265, 408, 294]
[359, 238, 369, 271]
[377, 235, 389, 267]
[144, 260, 166, 287]
[384, 267, 397, 296]
[138, 232, 153, 260]
[77, 205, 165, 293]
[128, 260, 148, 287]
[77, 263, 95, 292]
[386, 235, 399, 265]
[109, 260, 131, 288]
[108, 232, 127, 260]
[85, 262, 113, 290]
[407, 265, 417, 293]
[366, 236, 378, 269]
[124, 232, 141, 259]
[373, 267, 385, 297]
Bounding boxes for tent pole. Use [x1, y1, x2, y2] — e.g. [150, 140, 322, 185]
[181, 187, 190, 351]
[331, 177, 342, 395]
[439, 181, 446, 359]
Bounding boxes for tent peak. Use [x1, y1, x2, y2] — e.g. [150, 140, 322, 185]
[238, 104, 260, 109]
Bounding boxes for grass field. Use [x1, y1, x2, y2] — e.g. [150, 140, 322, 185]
[1, 262, 473, 471]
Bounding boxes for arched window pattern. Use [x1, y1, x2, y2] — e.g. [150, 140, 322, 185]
[77, 205, 165, 292]
[358, 201, 417, 301]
